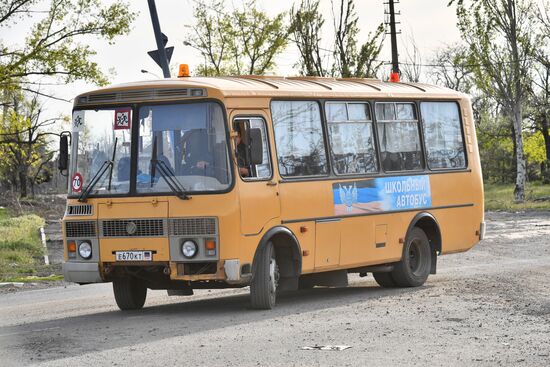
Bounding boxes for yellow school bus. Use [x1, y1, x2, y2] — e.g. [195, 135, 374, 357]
[60, 74, 484, 310]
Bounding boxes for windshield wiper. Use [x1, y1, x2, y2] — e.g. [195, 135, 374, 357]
[78, 138, 118, 202]
[149, 136, 190, 200]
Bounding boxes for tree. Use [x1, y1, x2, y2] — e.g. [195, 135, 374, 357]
[289, 0, 328, 77]
[230, 2, 288, 75]
[452, 0, 542, 202]
[0, 91, 61, 197]
[184, 1, 232, 76]
[524, 131, 547, 179]
[0, 0, 134, 197]
[401, 34, 422, 83]
[533, 3, 550, 182]
[529, 56, 550, 182]
[331, 0, 384, 78]
[185, 0, 288, 76]
[332, 0, 358, 77]
[430, 44, 473, 92]
[354, 23, 385, 78]
[1, 0, 135, 97]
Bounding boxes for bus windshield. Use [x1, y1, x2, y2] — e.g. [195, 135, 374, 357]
[69, 102, 231, 198]
[136, 102, 231, 194]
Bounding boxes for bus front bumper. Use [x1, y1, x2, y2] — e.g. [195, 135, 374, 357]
[63, 262, 103, 284]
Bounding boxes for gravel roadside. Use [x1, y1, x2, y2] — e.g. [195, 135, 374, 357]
[0, 211, 548, 366]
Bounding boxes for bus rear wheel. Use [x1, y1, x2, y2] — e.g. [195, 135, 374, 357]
[391, 227, 431, 287]
[250, 241, 279, 309]
[113, 277, 147, 310]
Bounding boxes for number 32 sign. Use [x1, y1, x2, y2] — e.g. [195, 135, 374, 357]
[114, 108, 132, 130]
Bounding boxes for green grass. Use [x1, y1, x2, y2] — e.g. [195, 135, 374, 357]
[0, 207, 9, 220]
[485, 182, 550, 211]
[0, 213, 46, 280]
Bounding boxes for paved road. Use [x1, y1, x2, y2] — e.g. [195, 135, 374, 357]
[1, 212, 549, 366]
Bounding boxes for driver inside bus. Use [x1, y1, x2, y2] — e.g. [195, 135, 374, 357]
[235, 125, 250, 177]
[183, 129, 213, 175]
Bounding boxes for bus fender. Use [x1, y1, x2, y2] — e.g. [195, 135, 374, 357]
[252, 226, 302, 290]
[406, 212, 441, 274]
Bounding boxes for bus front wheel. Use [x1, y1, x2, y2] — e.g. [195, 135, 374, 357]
[113, 277, 147, 310]
[391, 227, 431, 287]
[250, 241, 279, 309]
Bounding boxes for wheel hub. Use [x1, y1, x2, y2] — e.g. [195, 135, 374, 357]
[409, 240, 421, 275]
[269, 257, 279, 293]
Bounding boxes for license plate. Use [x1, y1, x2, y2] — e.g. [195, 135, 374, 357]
[115, 251, 152, 261]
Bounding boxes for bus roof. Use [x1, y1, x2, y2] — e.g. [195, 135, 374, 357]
[74, 76, 467, 106]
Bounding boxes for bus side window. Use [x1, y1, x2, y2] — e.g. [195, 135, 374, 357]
[375, 102, 423, 172]
[420, 102, 466, 169]
[326, 101, 378, 175]
[271, 101, 328, 177]
[234, 117, 272, 180]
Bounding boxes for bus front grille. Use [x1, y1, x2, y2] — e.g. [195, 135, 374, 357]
[65, 221, 97, 238]
[170, 217, 217, 236]
[101, 219, 166, 237]
[65, 204, 93, 216]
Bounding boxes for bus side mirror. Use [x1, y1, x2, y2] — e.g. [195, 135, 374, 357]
[248, 128, 263, 165]
[58, 134, 69, 172]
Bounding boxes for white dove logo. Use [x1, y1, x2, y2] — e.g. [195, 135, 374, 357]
[339, 183, 358, 212]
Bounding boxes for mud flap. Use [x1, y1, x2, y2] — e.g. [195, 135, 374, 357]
[430, 248, 438, 274]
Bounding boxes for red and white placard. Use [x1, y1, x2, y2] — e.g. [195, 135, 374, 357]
[71, 172, 83, 193]
[114, 108, 132, 130]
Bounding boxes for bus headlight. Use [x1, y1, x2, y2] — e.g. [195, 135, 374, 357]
[78, 241, 92, 259]
[181, 240, 198, 258]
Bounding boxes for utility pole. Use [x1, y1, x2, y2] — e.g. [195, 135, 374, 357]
[147, 0, 171, 78]
[385, 0, 401, 82]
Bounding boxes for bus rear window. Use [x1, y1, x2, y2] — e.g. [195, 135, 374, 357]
[420, 102, 466, 169]
[375, 102, 423, 172]
[271, 101, 328, 177]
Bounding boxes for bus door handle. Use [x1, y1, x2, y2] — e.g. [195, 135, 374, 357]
[266, 180, 278, 186]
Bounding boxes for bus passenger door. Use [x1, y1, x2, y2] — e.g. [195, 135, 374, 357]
[232, 114, 280, 235]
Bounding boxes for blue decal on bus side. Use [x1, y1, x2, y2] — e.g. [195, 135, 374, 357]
[333, 175, 432, 215]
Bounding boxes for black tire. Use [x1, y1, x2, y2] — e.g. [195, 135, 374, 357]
[391, 227, 432, 287]
[373, 272, 397, 288]
[250, 241, 279, 309]
[113, 277, 147, 310]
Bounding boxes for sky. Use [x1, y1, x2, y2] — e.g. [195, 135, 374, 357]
[3, 0, 462, 121]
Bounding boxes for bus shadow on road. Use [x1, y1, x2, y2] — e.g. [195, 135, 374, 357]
[137, 280, 429, 318]
[1, 282, 426, 364]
